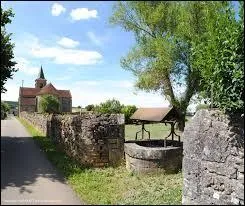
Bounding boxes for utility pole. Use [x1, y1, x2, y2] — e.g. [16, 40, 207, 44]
[22, 80, 24, 88]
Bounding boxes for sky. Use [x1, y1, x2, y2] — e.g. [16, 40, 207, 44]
[2, 1, 173, 109]
[1, 1, 240, 111]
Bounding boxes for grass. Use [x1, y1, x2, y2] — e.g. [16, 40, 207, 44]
[17, 117, 183, 205]
[125, 123, 183, 141]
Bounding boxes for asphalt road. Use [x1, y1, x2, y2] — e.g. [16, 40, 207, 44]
[1, 116, 83, 205]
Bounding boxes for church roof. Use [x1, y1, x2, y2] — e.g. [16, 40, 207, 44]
[20, 86, 71, 98]
[37, 83, 60, 96]
[19, 87, 41, 97]
[36, 83, 72, 98]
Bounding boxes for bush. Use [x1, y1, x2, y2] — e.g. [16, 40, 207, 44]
[92, 99, 137, 124]
[94, 99, 123, 114]
[1, 102, 10, 113]
[38, 95, 60, 113]
[121, 105, 137, 124]
[85, 104, 95, 111]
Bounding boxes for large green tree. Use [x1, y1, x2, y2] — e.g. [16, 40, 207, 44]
[1, 8, 18, 93]
[193, 2, 244, 113]
[110, 1, 241, 131]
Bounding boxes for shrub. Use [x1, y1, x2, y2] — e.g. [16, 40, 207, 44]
[1, 102, 10, 113]
[121, 105, 137, 124]
[85, 104, 95, 111]
[94, 99, 123, 114]
[38, 95, 60, 113]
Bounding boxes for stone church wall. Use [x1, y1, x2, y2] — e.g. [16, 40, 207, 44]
[182, 109, 244, 205]
[61, 97, 72, 112]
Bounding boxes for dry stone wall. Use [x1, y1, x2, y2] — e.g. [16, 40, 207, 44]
[20, 111, 51, 134]
[20, 112, 125, 167]
[182, 109, 244, 205]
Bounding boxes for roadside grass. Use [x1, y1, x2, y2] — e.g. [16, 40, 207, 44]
[17, 117, 183, 205]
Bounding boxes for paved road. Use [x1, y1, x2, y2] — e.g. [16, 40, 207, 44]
[1, 116, 83, 205]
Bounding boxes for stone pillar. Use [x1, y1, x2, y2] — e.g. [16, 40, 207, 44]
[182, 109, 244, 205]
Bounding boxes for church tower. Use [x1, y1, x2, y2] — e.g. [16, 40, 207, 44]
[35, 66, 47, 89]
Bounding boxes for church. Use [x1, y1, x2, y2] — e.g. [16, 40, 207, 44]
[18, 66, 72, 114]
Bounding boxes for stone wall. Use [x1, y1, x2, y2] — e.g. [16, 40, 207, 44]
[20, 112, 125, 167]
[182, 109, 244, 205]
[20, 111, 51, 134]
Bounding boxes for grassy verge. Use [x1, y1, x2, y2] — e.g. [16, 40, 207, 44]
[17, 117, 183, 205]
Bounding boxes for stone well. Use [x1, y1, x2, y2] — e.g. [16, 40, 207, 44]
[124, 139, 183, 173]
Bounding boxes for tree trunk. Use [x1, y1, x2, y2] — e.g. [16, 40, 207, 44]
[177, 113, 186, 132]
[175, 108, 186, 132]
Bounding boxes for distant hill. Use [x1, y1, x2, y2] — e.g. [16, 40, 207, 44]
[3, 101, 18, 109]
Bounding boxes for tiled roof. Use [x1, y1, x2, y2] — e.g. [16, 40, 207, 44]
[19, 87, 41, 97]
[19, 83, 71, 98]
[37, 83, 60, 96]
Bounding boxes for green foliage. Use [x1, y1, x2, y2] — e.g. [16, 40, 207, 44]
[94, 99, 123, 114]
[92, 99, 137, 124]
[193, 2, 244, 113]
[195, 104, 209, 112]
[121, 105, 137, 124]
[109, 2, 212, 131]
[38, 95, 60, 113]
[1, 8, 18, 93]
[110, 2, 244, 130]
[85, 104, 95, 111]
[1, 101, 10, 112]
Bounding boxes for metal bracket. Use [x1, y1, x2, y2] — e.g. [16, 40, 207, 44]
[135, 122, 151, 140]
[164, 121, 180, 142]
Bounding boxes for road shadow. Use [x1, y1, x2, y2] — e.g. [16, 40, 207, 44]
[1, 135, 67, 194]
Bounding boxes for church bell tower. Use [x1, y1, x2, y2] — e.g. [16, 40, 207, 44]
[35, 66, 47, 89]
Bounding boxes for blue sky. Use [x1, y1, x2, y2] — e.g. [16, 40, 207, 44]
[2, 1, 170, 108]
[2, 1, 240, 111]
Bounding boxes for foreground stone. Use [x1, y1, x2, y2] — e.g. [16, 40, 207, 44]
[182, 109, 244, 205]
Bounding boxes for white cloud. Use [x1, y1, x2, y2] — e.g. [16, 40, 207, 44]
[57, 37, 80, 48]
[70, 8, 98, 21]
[15, 57, 39, 76]
[29, 36, 102, 65]
[51, 3, 66, 16]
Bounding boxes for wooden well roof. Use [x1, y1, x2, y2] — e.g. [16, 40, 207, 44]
[130, 107, 176, 122]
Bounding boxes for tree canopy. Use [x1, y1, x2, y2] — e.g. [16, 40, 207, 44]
[1, 8, 18, 93]
[110, 1, 244, 130]
[38, 95, 60, 114]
